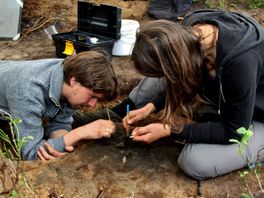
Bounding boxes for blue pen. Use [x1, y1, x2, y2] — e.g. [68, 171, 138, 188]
[126, 104, 130, 117]
[126, 104, 133, 137]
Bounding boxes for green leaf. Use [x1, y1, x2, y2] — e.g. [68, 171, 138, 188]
[241, 130, 253, 144]
[241, 193, 251, 198]
[13, 118, 22, 124]
[27, 136, 34, 140]
[241, 139, 249, 145]
[19, 180, 25, 187]
[229, 139, 240, 144]
[9, 190, 18, 197]
[0, 130, 11, 144]
[236, 127, 247, 135]
[239, 170, 249, 177]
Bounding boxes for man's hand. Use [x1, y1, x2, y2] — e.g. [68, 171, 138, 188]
[131, 123, 171, 144]
[63, 119, 116, 148]
[79, 119, 116, 139]
[37, 143, 74, 161]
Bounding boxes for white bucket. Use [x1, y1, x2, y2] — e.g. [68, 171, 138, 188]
[112, 19, 140, 56]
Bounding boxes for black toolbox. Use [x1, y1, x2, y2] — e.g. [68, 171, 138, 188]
[52, 1, 121, 58]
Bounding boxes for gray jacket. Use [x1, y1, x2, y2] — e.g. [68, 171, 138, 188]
[0, 59, 74, 160]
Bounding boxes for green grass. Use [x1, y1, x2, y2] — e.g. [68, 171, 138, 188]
[248, 0, 264, 9]
[196, 0, 264, 9]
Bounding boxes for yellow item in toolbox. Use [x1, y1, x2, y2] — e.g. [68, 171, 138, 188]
[63, 41, 75, 56]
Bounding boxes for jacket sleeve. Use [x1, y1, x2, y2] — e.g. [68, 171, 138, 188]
[45, 101, 74, 136]
[7, 83, 69, 160]
[172, 51, 260, 144]
[151, 91, 166, 113]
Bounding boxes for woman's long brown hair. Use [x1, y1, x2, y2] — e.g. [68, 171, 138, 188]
[131, 20, 204, 132]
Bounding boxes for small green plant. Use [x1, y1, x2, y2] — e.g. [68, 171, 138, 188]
[229, 127, 253, 156]
[230, 126, 264, 197]
[0, 109, 35, 197]
[0, 116, 33, 160]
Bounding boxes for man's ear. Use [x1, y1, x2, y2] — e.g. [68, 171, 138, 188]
[69, 76, 78, 87]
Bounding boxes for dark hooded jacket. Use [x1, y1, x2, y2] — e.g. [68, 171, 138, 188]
[168, 10, 264, 143]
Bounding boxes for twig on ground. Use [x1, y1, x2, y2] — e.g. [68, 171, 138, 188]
[23, 176, 37, 197]
[106, 108, 111, 121]
[0, 16, 62, 51]
[244, 178, 254, 198]
[22, 17, 60, 38]
[73, 190, 89, 198]
[96, 187, 104, 198]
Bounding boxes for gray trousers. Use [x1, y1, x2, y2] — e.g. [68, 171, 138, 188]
[129, 77, 264, 179]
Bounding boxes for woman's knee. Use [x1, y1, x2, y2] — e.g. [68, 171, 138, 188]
[178, 148, 213, 180]
[178, 143, 247, 180]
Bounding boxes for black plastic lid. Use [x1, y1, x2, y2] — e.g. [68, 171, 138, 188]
[78, 1, 121, 40]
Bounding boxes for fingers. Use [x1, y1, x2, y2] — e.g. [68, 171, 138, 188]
[131, 123, 169, 144]
[127, 110, 141, 125]
[132, 126, 148, 136]
[37, 146, 56, 161]
[130, 127, 152, 143]
[131, 128, 150, 143]
[122, 116, 130, 131]
[88, 119, 117, 139]
[122, 111, 140, 132]
[105, 127, 112, 138]
[45, 143, 66, 158]
[126, 108, 147, 126]
[133, 134, 152, 144]
[100, 119, 116, 137]
[37, 143, 69, 161]
[65, 146, 74, 152]
[103, 124, 116, 138]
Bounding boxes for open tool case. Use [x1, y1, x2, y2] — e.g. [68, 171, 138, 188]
[52, 1, 121, 58]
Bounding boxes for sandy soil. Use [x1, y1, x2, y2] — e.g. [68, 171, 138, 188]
[1, 0, 264, 197]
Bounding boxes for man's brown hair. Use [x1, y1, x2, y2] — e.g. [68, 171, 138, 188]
[63, 50, 118, 101]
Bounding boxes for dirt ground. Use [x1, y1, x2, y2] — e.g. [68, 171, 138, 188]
[1, 0, 264, 197]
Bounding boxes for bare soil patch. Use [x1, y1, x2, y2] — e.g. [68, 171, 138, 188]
[1, 0, 264, 197]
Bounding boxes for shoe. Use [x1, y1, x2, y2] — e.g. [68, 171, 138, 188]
[73, 108, 122, 125]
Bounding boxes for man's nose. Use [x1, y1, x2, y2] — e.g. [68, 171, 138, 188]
[88, 98, 97, 107]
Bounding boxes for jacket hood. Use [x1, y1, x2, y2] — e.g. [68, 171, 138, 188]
[182, 9, 264, 112]
[182, 9, 264, 73]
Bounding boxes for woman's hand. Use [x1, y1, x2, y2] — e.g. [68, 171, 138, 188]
[131, 123, 171, 144]
[80, 119, 116, 139]
[122, 103, 155, 131]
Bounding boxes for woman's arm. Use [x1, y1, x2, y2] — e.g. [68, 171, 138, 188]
[173, 51, 261, 144]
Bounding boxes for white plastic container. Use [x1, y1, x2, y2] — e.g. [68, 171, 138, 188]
[112, 19, 140, 56]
